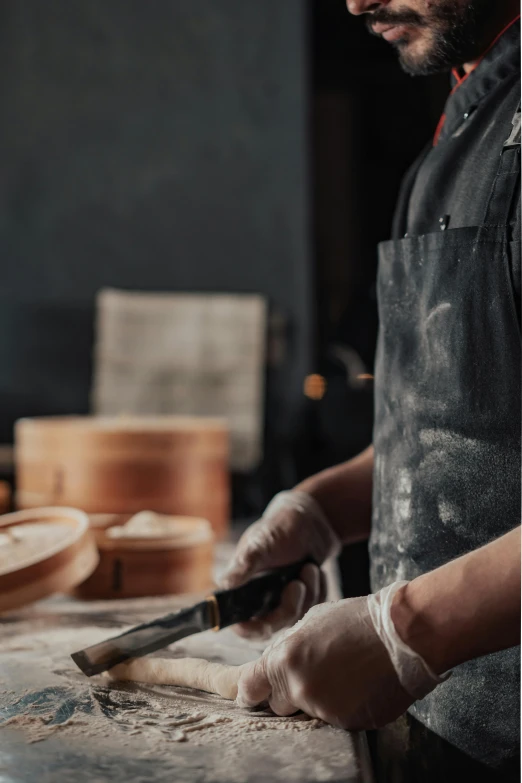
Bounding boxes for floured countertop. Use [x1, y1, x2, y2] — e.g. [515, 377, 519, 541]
[0, 586, 372, 782]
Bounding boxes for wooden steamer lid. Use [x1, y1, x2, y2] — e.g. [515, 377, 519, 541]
[73, 511, 215, 600]
[0, 507, 99, 613]
[15, 415, 230, 538]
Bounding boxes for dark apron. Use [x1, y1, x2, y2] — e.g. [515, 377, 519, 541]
[370, 111, 521, 773]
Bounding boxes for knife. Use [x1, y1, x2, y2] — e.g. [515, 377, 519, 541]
[71, 558, 312, 677]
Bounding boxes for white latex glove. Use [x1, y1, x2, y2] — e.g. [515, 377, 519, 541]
[221, 491, 341, 639]
[236, 582, 448, 730]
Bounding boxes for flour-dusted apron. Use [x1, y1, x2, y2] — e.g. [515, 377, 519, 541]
[370, 111, 521, 771]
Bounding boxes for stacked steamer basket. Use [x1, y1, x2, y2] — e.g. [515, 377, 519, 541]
[0, 507, 98, 612]
[14, 416, 230, 598]
[15, 416, 229, 537]
[71, 512, 214, 599]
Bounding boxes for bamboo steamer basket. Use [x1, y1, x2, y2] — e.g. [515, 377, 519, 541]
[0, 507, 99, 612]
[0, 481, 11, 514]
[15, 415, 230, 539]
[73, 512, 214, 600]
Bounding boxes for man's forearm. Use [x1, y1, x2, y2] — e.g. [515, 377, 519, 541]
[296, 445, 374, 545]
[391, 526, 521, 675]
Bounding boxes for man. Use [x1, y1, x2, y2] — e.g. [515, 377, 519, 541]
[223, 2, 521, 780]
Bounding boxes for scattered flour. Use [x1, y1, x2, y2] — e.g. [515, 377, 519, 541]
[0, 621, 325, 753]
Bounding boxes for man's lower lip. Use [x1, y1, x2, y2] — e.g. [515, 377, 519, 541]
[381, 24, 409, 42]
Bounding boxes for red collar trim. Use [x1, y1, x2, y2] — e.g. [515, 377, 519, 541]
[433, 13, 521, 146]
[450, 13, 521, 95]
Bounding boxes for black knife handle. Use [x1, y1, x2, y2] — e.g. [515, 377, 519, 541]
[214, 558, 315, 628]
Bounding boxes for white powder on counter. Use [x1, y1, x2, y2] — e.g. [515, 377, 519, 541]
[0, 622, 325, 755]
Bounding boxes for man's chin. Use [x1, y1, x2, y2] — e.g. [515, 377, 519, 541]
[396, 39, 451, 77]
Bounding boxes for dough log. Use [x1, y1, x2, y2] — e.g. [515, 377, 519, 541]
[106, 657, 245, 700]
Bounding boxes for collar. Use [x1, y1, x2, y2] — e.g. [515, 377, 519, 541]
[434, 16, 520, 146]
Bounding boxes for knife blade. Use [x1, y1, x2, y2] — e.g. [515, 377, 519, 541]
[71, 558, 312, 676]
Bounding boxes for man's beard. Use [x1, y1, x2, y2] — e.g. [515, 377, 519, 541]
[366, 1, 492, 76]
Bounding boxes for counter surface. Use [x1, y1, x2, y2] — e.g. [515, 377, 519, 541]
[0, 588, 372, 783]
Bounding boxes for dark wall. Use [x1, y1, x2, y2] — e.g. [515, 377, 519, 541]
[0, 1, 312, 442]
[312, 0, 448, 350]
[292, 1, 448, 482]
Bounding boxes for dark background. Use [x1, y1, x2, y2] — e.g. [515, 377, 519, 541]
[0, 0, 447, 516]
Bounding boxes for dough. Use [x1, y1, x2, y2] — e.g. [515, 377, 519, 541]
[105, 511, 212, 545]
[106, 657, 245, 700]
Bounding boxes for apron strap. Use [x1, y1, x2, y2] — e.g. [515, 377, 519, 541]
[483, 102, 521, 228]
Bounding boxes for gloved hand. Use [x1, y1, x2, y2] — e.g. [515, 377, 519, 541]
[221, 490, 341, 639]
[236, 582, 449, 730]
